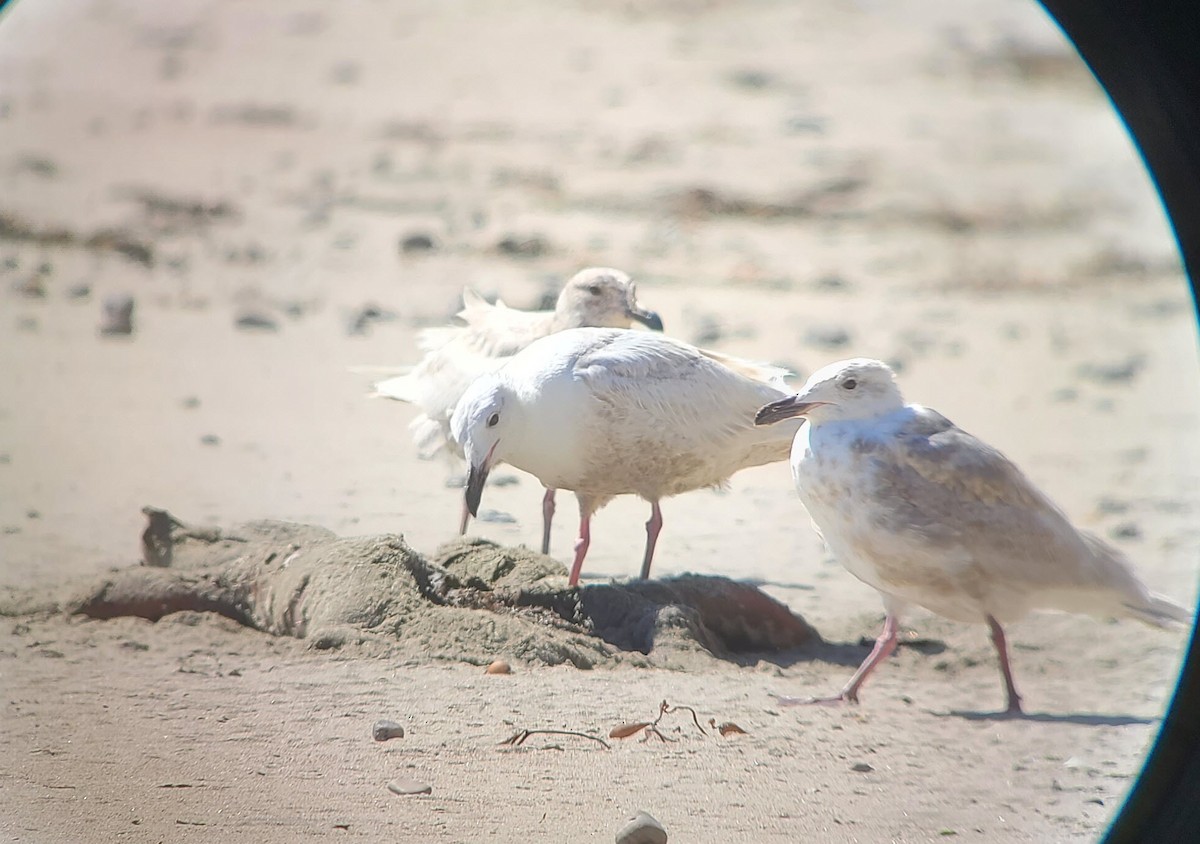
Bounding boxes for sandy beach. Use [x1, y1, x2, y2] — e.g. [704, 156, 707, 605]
[1, 1, 1197, 841]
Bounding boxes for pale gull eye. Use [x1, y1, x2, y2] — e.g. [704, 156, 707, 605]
[842, 378, 858, 391]
[587, 284, 602, 296]
[486, 412, 500, 428]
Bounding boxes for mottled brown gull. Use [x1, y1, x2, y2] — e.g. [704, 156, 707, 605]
[451, 327, 803, 585]
[373, 268, 662, 547]
[755, 357, 1190, 714]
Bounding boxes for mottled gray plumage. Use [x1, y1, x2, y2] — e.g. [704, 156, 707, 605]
[755, 357, 1189, 713]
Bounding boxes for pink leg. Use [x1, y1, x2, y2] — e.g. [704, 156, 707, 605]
[459, 499, 470, 535]
[987, 615, 1024, 715]
[777, 613, 900, 706]
[567, 514, 591, 587]
[541, 488, 556, 555]
[639, 502, 663, 580]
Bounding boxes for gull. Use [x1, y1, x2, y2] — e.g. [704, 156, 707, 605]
[755, 357, 1190, 714]
[451, 327, 803, 585]
[372, 268, 663, 548]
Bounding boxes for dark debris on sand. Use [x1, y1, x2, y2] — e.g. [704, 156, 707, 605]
[60, 509, 821, 670]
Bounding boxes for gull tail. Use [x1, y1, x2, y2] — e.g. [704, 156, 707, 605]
[1123, 593, 1193, 629]
[698, 348, 794, 390]
[372, 373, 419, 403]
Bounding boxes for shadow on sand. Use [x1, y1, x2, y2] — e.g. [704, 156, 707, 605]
[939, 709, 1157, 726]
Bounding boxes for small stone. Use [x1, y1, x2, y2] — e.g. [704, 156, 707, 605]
[688, 314, 722, 346]
[485, 660, 511, 675]
[1109, 521, 1142, 540]
[784, 115, 825, 135]
[372, 720, 405, 741]
[477, 508, 515, 524]
[181, 396, 201, 410]
[12, 272, 47, 298]
[200, 434, 221, 446]
[496, 234, 548, 258]
[615, 810, 667, 844]
[400, 233, 437, 254]
[804, 326, 851, 349]
[851, 762, 874, 773]
[67, 283, 91, 300]
[347, 303, 397, 335]
[99, 293, 135, 335]
[386, 778, 431, 796]
[728, 69, 773, 90]
[235, 311, 279, 331]
[1076, 356, 1144, 385]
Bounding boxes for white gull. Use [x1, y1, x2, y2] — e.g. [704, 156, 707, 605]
[755, 357, 1190, 714]
[373, 268, 662, 547]
[451, 327, 803, 585]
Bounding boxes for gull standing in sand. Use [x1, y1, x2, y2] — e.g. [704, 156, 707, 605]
[451, 327, 804, 585]
[755, 358, 1190, 714]
[372, 268, 663, 548]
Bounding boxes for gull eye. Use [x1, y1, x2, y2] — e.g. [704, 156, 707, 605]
[586, 284, 602, 296]
[842, 378, 858, 391]
[486, 412, 500, 428]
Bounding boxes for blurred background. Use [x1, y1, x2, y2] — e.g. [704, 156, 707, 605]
[0, 0, 1194, 602]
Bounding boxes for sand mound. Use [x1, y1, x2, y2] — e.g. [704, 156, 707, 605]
[55, 508, 820, 669]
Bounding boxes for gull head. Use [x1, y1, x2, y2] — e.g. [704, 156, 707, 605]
[755, 358, 904, 426]
[450, 375, 517, 517]
[556, 267, 664, 332]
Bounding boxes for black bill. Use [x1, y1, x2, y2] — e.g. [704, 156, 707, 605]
[464, 462, 489, 517]
[754, 395, 826, 426]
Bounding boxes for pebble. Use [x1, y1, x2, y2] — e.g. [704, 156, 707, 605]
[1109, 521, 1142, 540]
[496, 234, 548, 257]
[12, 272, 47, 298]
[1076, 356, 1144, 385]
[400, 232, 437, 253]
[814, 273, 850, 291]
[804, 325, 851, 349]
[347, 303, 397, 335]
[372, 720, 405, 741]
[99, 293, 135, 335]
[615, 811, 667, 844]
[387, 778, 431, 796]
[851, 762, 874, 773]
[728, 68, 774, 89]
[485, 660, 511, 675]
[235, 311, 279, 331]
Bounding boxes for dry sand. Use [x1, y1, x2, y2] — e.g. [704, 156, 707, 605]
[1, 0, 1198, 841]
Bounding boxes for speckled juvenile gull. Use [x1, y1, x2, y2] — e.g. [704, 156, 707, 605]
[755, 357, 1190, 714]
[451, 327, 803, 585]
[373, 268, 662, 546]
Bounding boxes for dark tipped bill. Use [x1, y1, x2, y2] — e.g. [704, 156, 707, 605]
[754, 396, 829, 426]
[630, 306, 664, 332]
[464, 462, 489, 518]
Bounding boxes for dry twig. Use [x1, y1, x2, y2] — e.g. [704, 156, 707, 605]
[500, 729, 610, 750]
